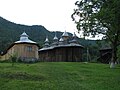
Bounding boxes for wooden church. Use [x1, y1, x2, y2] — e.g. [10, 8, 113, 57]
[0, 31, 84, 62]
[0, 32, 39, 62]
[39, 31, 84, 62]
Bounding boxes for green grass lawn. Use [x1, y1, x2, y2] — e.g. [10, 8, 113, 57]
[0, 62, 120, 90]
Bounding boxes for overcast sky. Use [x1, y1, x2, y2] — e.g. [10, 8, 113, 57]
[0, 0, 79, 33]
[0, 0, 103, 39]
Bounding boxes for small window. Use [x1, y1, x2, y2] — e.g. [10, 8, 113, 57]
[27, 46, 32, 52]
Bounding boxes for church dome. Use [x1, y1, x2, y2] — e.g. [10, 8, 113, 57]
[59, 37, 64, 42]
[62, 31, 69, 37]
[45, 36, 49, 43]
[15, 32, 36, 44]
[53, 32, 58, 40]
[53, 35, 58, 40]
[44, 36, 50, 47]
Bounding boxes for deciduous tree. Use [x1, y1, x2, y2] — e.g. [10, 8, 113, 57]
[72, 0, 120, 68]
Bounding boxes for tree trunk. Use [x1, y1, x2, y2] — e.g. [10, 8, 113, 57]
[110, 45, 117, 68]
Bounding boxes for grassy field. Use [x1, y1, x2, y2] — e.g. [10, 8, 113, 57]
[0, 62, 120, 90]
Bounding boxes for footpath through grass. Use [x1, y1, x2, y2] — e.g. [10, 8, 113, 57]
[0, 62, 120, 90]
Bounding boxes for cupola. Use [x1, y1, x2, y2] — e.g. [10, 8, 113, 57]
[15, 32, 36, 44]
[44, 36, 50, 47]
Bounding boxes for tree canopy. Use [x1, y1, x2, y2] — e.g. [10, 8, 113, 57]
[72, 0, 120, 68]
